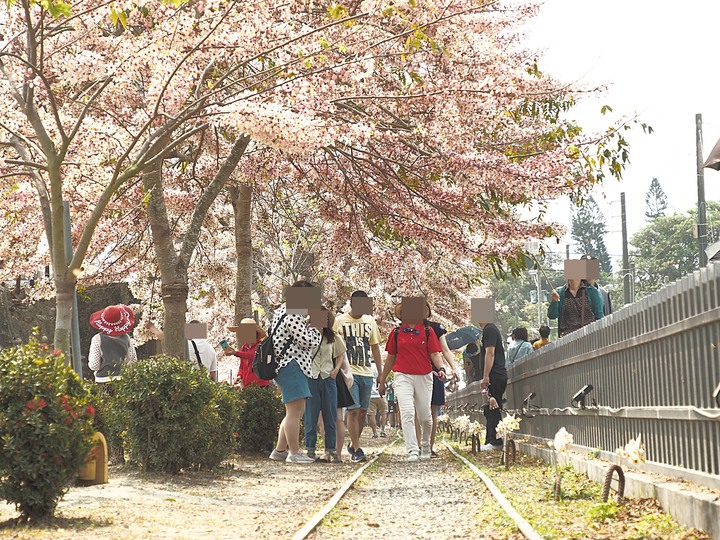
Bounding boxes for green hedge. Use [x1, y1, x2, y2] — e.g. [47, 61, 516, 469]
[112, 356, 239, 473]
[0, 340, 95, 521]
[235, 384, 284, 454]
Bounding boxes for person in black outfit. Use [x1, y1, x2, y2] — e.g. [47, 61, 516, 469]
[478, 322, 508, 451]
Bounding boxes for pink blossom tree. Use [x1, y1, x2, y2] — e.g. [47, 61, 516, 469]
[0, 0, 642, 358]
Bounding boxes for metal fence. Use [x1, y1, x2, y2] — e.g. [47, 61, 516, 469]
[447, 264, 720, 488]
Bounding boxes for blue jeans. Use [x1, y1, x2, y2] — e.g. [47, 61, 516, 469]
[304, 376, 338, 451]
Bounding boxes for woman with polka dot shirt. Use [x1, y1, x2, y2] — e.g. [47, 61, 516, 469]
[268, 281, 322, 464]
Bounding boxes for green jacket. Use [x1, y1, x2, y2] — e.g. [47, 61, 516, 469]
[547, 283, 604, 333]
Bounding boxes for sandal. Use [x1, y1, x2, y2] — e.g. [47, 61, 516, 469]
[316, 452, 331, 463]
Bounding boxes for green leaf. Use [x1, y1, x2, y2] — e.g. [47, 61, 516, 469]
[327, 2, 349, 20]
[40, 0, 71, 18]
[110, 8, 128, 29]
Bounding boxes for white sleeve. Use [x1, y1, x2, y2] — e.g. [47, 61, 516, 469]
[285, 313, 321, 349]
[88, 335, 102, 371]
[126, 338, 138, 364]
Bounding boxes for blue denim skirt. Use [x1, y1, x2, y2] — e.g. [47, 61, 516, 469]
[275, 360, 312, 404]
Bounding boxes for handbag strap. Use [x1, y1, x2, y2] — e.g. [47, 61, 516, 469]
[190, 340, 204, 371]
[508, 345, 521, 364]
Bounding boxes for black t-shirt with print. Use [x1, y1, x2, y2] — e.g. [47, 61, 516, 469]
[480, 323, 508, 381]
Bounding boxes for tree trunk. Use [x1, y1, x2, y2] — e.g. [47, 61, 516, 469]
[160, 282, 190, 360]
[143, 135, 251, 358]
[230, 183, 253, 324]
[143, 156, 188, 359]
[48, 161, 74, 358]
[54, 273, 75, 357]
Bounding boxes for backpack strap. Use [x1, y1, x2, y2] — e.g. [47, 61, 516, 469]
[190, 340, 204, 371]
[272, 312, 294, 360]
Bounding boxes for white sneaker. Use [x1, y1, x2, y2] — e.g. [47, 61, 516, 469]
[407, 451, 420, 462]
[286, 452, 316, 464]
[480, 443, 502, 452]
[269, 449, 289, 461]
[420, 446, 431, 460]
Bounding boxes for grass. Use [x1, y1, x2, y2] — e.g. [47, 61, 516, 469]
[445, 438, 710, 540]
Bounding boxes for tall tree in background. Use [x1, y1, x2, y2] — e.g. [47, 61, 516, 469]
[630, 202, 720, 298]
[645, 177, 668, 220]
[570, 196, 612, 273]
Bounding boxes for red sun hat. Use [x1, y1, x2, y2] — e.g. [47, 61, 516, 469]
[89, 304, 135, 336]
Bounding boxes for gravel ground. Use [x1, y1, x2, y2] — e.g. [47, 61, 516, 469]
[0, 427, 712, 539]
[308, 439, 522, 540]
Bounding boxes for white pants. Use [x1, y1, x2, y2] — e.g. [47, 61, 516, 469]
[394, 372, 433, 454]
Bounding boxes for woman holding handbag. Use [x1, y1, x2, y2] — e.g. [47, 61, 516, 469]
[304, 308, 348, 463]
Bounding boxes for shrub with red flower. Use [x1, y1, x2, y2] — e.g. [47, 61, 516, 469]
[0, 338, 95, 522]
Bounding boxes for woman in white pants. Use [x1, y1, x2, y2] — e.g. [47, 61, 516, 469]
[378, 302, 446, 461]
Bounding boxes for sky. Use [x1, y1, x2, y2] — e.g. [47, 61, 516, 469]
[521, 0, 720, 268]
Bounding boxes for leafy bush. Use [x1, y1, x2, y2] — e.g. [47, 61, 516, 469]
[113, 356, 238, 473]
[0, 339, 95, 521]
[235, 385, 284, 453]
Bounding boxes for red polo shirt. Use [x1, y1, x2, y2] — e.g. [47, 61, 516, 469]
[385, 323, 442, 375]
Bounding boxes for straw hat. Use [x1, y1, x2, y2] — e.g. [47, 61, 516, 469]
[228, 317, 267, 339]
[89, 304, 135, 337]
[393, 300, 431, 320]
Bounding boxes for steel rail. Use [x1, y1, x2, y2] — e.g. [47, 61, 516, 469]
[291, 438, 398, 540]
[443, 439, 544, 540]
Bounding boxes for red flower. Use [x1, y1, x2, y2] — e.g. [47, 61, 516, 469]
[58, 395, 69, 405]
[62, 404, 73, 412]
[26, 400, 35, 409]
[84, 404, 96, 417]
[35, 398, 47, 409]
[70, 410, 78, 419]
[63, 417, 73, 426]
[52, 348, 62, 356]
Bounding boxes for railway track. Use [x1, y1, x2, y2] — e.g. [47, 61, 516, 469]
[292, 436, 542, 540]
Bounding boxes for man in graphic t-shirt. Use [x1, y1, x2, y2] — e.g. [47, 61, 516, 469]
[333, 290, 383, 462]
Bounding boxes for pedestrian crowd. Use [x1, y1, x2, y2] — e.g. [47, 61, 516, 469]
[85, 266, 612, 465]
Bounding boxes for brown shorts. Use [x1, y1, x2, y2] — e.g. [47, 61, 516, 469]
[367, 396, 388, 417]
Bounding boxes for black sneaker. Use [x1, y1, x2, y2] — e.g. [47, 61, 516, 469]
[352, 448, 367, 462]
[347, 444, 355, 456]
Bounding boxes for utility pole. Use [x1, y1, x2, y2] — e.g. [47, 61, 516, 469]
[621, 192, 631, 305]
[696, 113, 708, 268]
[566, 244, 570, 260]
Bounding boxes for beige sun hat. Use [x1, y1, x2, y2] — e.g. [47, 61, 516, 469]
[228, 317, 267, 339]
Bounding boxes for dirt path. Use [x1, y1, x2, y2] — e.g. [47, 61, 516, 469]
[0, 430, 522, 540]
[0, 449, 357, 539]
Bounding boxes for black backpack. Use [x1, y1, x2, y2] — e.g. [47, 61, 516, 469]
[253, 313, 293, 381]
